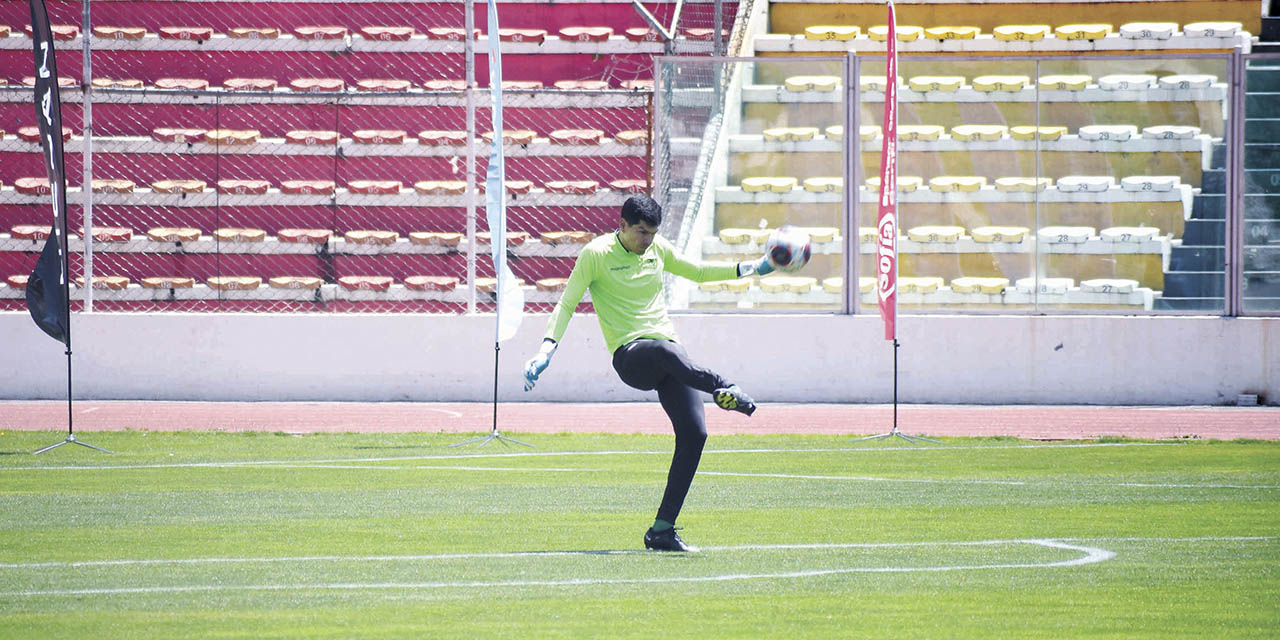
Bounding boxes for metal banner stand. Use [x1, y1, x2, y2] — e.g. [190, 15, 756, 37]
[855, 339, 938, 445]
[449, 343, 533, 448]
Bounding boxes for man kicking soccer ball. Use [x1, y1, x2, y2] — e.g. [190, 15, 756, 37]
[522, 194, 777, 553]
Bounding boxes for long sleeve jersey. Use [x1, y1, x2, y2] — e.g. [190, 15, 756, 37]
[543, 232, 738, 353]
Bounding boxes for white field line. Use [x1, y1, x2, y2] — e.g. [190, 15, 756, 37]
[0, 539, 1114, 597]
[2, 535, 1267, 571]
[696, 471, 1280, 490]
[269, 464, 607, 473]
[0, 441, 1179, 472]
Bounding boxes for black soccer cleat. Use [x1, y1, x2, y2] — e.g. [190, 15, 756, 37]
[714, 384, 756, 416]
[644, 527, 699, 552]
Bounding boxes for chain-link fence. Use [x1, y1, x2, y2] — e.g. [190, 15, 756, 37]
[0, 0, 744, 313]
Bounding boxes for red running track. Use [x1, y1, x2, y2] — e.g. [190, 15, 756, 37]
[0, 401, 1276, 440]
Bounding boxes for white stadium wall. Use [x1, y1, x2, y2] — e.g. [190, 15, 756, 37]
[1, 312, 1277, 406]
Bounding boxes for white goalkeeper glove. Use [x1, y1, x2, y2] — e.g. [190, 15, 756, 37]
[737, 255, 775, 277]
[523, 339, 558, 391]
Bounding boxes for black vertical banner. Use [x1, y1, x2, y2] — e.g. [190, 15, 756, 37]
[25, 0, 71, 346]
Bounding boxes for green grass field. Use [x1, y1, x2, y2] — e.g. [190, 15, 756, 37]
[0, 430, 1276, 639]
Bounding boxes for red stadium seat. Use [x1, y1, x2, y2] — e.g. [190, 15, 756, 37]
[224, 78, 278, 92]
[413, 181, 467, 195]
[616, 130, 648, 145]
[285, 130, 339, 146]
[423, 80, 466, 91]
[417, 130, 467, 145]
[217, 179, 271, 195]
[158, 27, 214, 41]
[214, 228, 267, 243]
[150, 180, 207, 194]
[339, 276, 394, 291]
[347, 180, 402, 195]
[14, 178, 52, 195]
[92, 78, 144, 89]
[344, 230, 399, 244]
[609, 178, 649, 193]
[356, 79, 413, 92]
[558, 27, 613, 42]
[278, 229, 333, 244]
[269, 276, 323, 290]
[18, 126, 71, 142]
[549, 129, 605, 145]
[293, 26, 347, 40]
[482, 130, 536, 145]
[92, 26, 147, 40]
[87, 227, 134, 242]
[147, 227, 201, 242]
[360, 26, 414, 41]
[281, 179, 335, 195]
[141, 277, 195, 289]
[352, 130, 406, 145]
[76, 276, 130, 290]
[409, 232, 463, 246]
[405, 276, 460, 291]
[501, 80, 543, 90]
[207, 276, 262, 291]
[498, 28, 547, 43]
[91, 179, 136, 193]
[290, 78, 345, 92]
[427, 28, 479, 41]
[624, 28, 661, 42]
[540, 231, 595, 245]
[25, 24, 78, 39]
[205, 129, 260, 145]
[155, 78, 210, 91]
[477, 231, 532, 245]
[544, 180, 600, 194]
[152, 128, 208, 143]
[22, 76, 76, 87]
[227, 27, 280, 40]
[11, 225, 51, 240]
[554, 80, 610, 90]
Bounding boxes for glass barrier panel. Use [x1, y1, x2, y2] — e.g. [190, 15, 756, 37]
[1035, 55, 1229, 313]
[658, 57, 847, 312]
[1243, 55, 1280, 314]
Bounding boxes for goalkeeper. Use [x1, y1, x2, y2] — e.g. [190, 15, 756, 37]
[522, 194, 776, 553]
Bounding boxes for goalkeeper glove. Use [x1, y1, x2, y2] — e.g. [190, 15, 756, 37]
[737, 255, 775, 277]
[523, 339, 558, 391]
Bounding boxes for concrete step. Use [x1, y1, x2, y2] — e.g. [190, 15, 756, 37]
[1170, 246, 1224, 271]
[1161, 271, 1224, 297]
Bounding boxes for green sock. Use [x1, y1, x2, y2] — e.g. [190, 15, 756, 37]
[652, 519, 674, 532]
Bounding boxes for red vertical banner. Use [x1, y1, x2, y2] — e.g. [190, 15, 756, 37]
[876, 2, 899, 341]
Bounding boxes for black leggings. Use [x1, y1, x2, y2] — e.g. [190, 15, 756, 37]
[611, 338, 730, 525]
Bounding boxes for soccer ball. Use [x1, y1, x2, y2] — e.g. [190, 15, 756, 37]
[764, 226, 812, 273]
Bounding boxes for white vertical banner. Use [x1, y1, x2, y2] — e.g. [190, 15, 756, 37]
[485, 0, 523, 342]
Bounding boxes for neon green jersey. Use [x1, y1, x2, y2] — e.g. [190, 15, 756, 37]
[544, 233, 738, 353]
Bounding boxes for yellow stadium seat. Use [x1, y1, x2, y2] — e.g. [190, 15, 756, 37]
[859, 75, 900, 92]
[859, 227, 878, 243]
[742, 177, 798, 193]
[1038, 75, 1090, 91]
[804, 25, 860, 40]
[860, 125, 882, 141]
[907, 76, 964, 92]
[718, 228, 772, 244]
[858, 277, 876, 293]
[699, 279, 752, 292]
[898, 277, 944, 293]
[868, 25, 923, 41]
[907, 225, 965, 243]
[1010, 125, 1067, 141]
[800, 227, 840, 243]
[929, 176, 987, 192]
[994, 177, 1052, 192]
[825, 125, 844, 141]
[1097, 74, 1156, 90]
[865, 176, 923, 192]
[1078, 125, 1138, 142]
[1055, 24, 1113, 40]
[784, 75, 841, 92]
[971, 226, 1031, 242]
[898, 125, 945, 141]
[971, 76, 1029, 92]
[1038, 226, 1096, 243]
[760, 276, 817, 293]
[821, 277, 844, 294]
[1119, 22, 1177, 40]
[1056, 176, 1116, 192]
[924, 26, 980, 40]
[1080, 278, 1138, 293]
[1016, 277, 1074, 294]
[951, 124, 1008, 142]
[1181, 22, 1243, 38]
[803, 177, 843, 193]
[992, 25, 1049, 41]
[950, 277, 1009, 294]
[1101, 226, 1161, 242]
[763, 127, 819, 142]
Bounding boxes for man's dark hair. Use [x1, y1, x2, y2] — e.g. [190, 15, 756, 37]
[621, 194, 662, 227]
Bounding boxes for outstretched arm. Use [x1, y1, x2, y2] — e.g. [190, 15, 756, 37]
[658, 236, 773, 281]
[524, 252, 594, 391]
